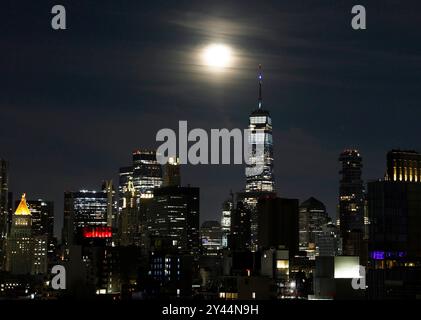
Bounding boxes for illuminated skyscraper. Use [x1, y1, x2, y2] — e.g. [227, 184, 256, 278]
[245, 65, 275, 193]
[299, 197, 329, 251]
[241, 66, 276, 251]
[6, 194, 33, 275]
[22, 199, 54, 238]
[338, 149, 364, 235]
[118, 150, 163, 207]
[132, 149, 163, 198]
[386, 149, 421, 182]
[221, 195, 233, 248]
[62, 189, 108, 246]
[338, 149, 365, 258]
[163, 157, 181, 187]
[148, 186, 200, 257]
[118, 180, 141, 246]
[24, 199, 54, 274]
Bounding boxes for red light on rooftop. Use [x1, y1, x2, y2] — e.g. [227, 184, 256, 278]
[83, 227, 112, 238]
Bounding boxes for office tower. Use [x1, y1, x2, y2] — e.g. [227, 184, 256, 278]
[257, 197, 299, 257]
[118, 150, 163, 242]
[132, 149, 163, 198]
[299, 197, 329, 251]
[102, 180, 116, 227]
[148, 186, 200, 256]
[32, 235, 48, 274]
[23, 199, 54, 238]
[6, 194, 33, 275]
[368, 180, 421, 261]
[221, 196, 233, 248]
[118, 149, 162, 207]
[315, 222, 343, 257]
[229, 201, 251, 252]
[245, 65, 275, 193]
[62, 189, 108, 246]
[386, 149, 421, 182]
[118, 180, 141, 246]
[119, 166, 133, 207]
[338, 149, 365, 256]
[63, 189, 115, 295]
[200, 221, 223, 256]
[23, 199, 54, 274]
[367, 175, 421, 298]
[163, 157, 181, 187]
[0, 159, 8, 271]
[242, 66, 276, 251]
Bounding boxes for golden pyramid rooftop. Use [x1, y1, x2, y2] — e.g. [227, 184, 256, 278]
[15, 193, 31, 216]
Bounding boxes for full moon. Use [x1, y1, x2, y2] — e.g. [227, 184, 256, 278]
[202, 44, 232, 70]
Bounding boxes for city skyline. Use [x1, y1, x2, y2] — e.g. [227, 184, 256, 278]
[2, 1, 421, 304]
[3, 1, 421, 235]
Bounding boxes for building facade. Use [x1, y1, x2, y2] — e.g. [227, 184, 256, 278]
[386, 149, 421, 183]
[299, 197, 329, 251]
[243, 66, 276, 251]
[132, 150, 163, 198]
[257, 196, 299, 257]
[25, 199, 54, 274]
[6, 194, 33, 275]
[221, 196, 233, 248]
[338, 149, 365, 256]
[62, 189, 108, 247]
[148, 186, 200, 257]
[200, 221, 223, 256]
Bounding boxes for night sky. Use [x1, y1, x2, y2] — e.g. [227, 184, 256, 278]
[1, 0, 421, 238]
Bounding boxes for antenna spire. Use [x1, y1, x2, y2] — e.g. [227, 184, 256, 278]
[258, 64, 263, 109]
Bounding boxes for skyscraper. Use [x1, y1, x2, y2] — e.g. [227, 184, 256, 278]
[6, 194, 33, 275]
[163, 156, 181, 187]
[386, 149, 421, 182]
[221, 195, 233, 248]
[367, 154, 421, 299]
[117, 149, 164, 249]
[118, 180, 141, 246]
[299, 197, 329, 251]
[245, 65, 275, 193]
[22, 199, 54, 238]
[257, 196, 299, 257]
[24, 199, 54, 274]
[62, 189, 108, 246]
[148, 186, 200, 257]
[229, 201, 251, 252]
[241, 66, 276, 251]
[315, 222, 343, 257]
[338, 149, 365, 256]
[0, 159, 8, 271]
[119, 166, 133, 206]
[368, 181, 421, 260]
[132, 149, 163, 198]
[118, 150, 163, 209]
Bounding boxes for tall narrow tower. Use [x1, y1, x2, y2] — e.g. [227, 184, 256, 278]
[245, 65, 275, 193]
[7, 194, 33, 274]
[239, 66, 276, 251]
[338, 149, 365, 257]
